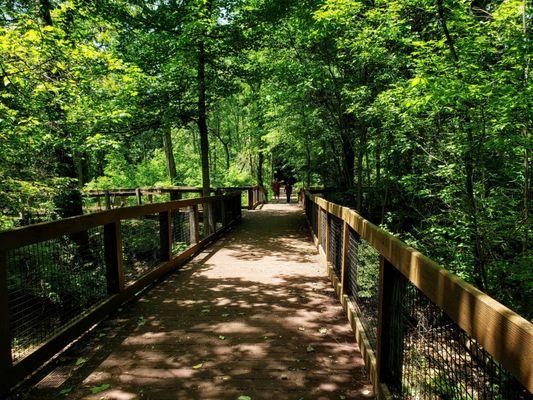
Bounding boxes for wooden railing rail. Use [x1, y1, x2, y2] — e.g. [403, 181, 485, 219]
[301, 190, 532, 399]
[84, 186, 267, 211]
[0, 192, 242, 393]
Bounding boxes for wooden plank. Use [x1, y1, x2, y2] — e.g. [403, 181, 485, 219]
[305, 191, 533, 391]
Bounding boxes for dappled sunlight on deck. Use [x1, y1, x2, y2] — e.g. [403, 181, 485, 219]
[19, 203, 374, 400]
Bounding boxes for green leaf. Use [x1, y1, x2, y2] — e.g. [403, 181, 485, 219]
[59, 387, 72, 395]
[75, 357, 87, 366]
[90, 384, 110, 394]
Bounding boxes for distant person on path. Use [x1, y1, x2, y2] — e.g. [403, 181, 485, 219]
[271, 178, 281, 200]
[285, 182, 293, 203]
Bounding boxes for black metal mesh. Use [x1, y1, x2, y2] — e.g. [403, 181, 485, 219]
[327, 214, 343, 278]
[5, 227, 107, 362]
[389, 277, 530, 399]
[320, 209, 327, 251]
[121, 215, 161, 284]
[171, 208, 191, 254]
[344, 228, 380, 351]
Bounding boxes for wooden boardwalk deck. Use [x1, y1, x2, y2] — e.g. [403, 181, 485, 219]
[19, 202, 374, 400]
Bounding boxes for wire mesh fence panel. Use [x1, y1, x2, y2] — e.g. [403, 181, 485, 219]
[171, 208, 191, 255]
[121, 215, 161, 284]
[344, 228, 380, 351]
[5, 227, 107, 362]
[214, 200, 223, 232]
[312, 203, 318, 237]
[389, 278, 530, 400]
[320, 209, 327, 251]
[327, 214, 343, 278]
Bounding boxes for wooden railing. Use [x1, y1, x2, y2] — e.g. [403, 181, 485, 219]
[84, 186, 266, 211]
[247, 186, 267, 210]
[301, 190, 532, 399]
[0, 192, 242, 393]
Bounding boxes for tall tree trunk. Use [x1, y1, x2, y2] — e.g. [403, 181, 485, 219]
[306, 141, 312, 187]
[522, 0, 530, 253]
[257, 151, 264, 187]
[197, 39, 210, 198]
[464, 119, 487, 290]
[356, 125, 366, 212]
[162, 125, 177, 184]
[39, 0, 82, 218]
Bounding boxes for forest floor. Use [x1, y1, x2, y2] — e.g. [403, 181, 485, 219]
[16, 202, 374, 400]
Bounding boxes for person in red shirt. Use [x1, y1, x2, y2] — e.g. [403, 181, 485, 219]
[271, 178, 281, 200]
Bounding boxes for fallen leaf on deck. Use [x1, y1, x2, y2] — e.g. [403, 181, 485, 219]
[237, 396, 251, 400]
[75, 357, 86, 366]
[59, 387, 72, 395]
[218, 335, 226, 340]
[318, 327, 328, 335]
[306, 345, 315, 352]
[90, 384, 110, 394]
[298, 327, 305, 331]
[193, 363, 204, 369]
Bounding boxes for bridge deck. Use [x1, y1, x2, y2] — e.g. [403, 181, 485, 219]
[20, 202, 374, 400]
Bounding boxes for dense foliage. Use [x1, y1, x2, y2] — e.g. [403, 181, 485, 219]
[1, 0, 530, 316]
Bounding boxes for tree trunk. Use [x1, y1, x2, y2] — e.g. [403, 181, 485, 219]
[162, 125, 177, 184]
[197, 39, 210, 198]
[257, 151, 264, 187]
[356, 125, 366, 212]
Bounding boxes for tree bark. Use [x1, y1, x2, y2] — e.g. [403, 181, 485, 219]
[197, 38, 210, 198]
[162, 125, 177, 184]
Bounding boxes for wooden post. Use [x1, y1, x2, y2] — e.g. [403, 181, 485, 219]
[376, 256, 406, 391]
[120, 196, 126, 207]
[135, 188, 142, 205]
[248, 188, 253, 210]
[189, 205, 200, 244]
[0, 251, 13, 375]
[148, 194, 153, 204]
[159, 211, 172, 261]
[104, 190, 111, 210]
[208, 203, 216, 234]
[220, 198, 228, 227]
[339, 221, 349, 298]
[170, 191, 181, 201]
[104, 221, 124, 294]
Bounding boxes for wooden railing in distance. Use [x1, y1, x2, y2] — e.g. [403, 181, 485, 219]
[83, 186, 216, 210]
[0, 192, 242, 393]
[301, 190, 532, 399]
[218, 186, 267, 210]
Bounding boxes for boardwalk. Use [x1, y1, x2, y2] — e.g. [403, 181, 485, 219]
[19, 202, 374, 400]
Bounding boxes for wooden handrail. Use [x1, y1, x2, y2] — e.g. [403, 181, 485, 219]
[0, 193, 239, 251]
[303, 190, 533, 394]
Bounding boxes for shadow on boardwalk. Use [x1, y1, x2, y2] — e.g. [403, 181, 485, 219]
[15, 203, 374, 400]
